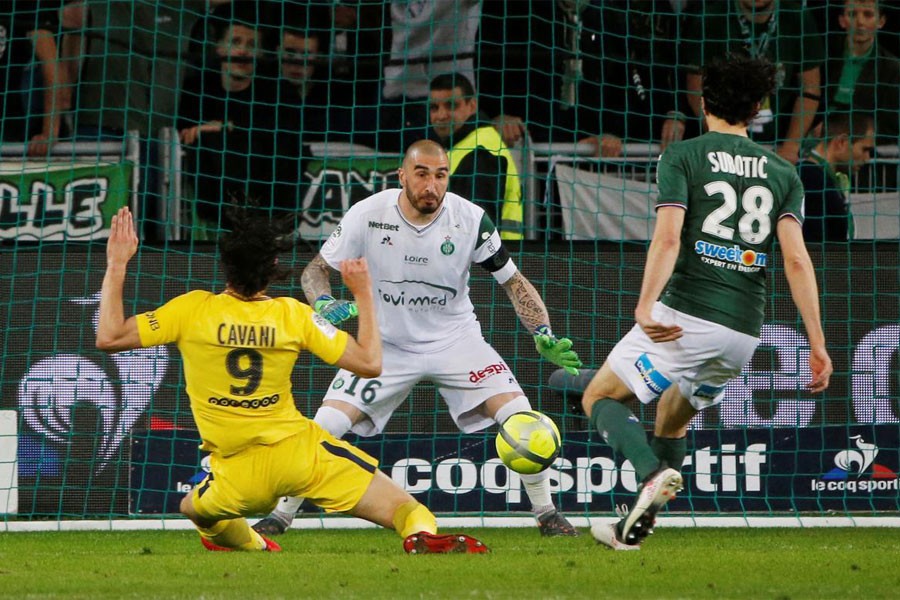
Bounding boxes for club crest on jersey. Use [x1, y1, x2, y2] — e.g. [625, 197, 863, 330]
[312, 312, 339, 338]
[440, 236, 455, 255]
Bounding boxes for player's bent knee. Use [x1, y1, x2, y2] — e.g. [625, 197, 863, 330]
[179, 494, 191, 517]
[582, 363, 634, 415]
[581, 386, 607, 416]
[180, 493, 215, 528]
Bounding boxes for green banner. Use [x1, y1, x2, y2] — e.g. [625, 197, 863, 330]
[0, 161, 133, 240]
[298, 156, 401, 240]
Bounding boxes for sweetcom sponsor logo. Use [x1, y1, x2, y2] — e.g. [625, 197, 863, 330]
[694, 240, 767, 271]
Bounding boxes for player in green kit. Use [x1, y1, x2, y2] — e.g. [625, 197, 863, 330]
[581, 54, 833, 550]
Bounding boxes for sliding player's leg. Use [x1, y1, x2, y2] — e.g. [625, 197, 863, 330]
[297, 425, 488, 554]
[181, 452, 281, 552]
[349, 470, 488, 554]
[256, 349, 417, 535]
[253, 401, 363, 536]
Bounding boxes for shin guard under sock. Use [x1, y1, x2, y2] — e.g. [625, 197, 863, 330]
[590, 398, 660, 481]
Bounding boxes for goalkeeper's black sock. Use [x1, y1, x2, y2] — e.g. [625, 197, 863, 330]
[590, 398, 660, 481]
[650, 435, 688, 473]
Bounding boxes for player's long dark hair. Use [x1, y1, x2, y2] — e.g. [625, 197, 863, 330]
[218, 204, 294, 297]
[702, 53, 778, 127]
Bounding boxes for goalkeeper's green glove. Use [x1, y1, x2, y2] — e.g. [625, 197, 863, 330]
[314, 295, 358, 325]
[534, 325, 582, 376]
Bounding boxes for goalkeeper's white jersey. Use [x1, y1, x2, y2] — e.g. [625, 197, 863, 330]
[320, 188, 509, 353]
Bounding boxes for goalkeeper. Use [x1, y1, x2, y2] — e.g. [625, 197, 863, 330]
[255, 140, 582, 537]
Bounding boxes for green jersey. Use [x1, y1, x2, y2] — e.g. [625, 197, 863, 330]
[656, 132, 804, 336]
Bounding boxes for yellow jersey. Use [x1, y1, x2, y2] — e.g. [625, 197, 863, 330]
[135, 290, 349, 456]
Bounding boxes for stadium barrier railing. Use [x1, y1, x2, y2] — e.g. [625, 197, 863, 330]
[527, 142, 900, 240]
[162, 130, 539, 242]
[0, 135, 140, 241]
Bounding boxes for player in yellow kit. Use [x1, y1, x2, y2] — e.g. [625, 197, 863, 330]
[95, 206, 487, 554]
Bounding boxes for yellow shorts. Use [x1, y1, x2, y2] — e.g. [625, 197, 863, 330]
[191, 421, 378, 521]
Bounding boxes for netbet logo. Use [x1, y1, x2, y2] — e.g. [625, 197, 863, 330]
[368, 220, 399, 231]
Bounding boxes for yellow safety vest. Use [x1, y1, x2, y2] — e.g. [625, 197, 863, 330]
[447, 125, 524, 240]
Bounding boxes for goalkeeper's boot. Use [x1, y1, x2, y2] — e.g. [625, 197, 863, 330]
[537, 510, 580, 537]
[403, 532, 489, 554]
[616, 467, 683, 547]
[200, 534, 282, 552]
[251, 511, 292, 536]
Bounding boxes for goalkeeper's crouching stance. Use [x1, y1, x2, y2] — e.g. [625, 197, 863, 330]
[254, 141, 585, 539]
[96, 206, 486, 554]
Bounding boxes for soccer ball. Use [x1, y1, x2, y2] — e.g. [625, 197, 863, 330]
[495, 410, 561, 474]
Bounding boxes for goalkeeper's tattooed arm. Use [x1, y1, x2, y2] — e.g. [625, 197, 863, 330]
[303, 253, 358, 325]
[500, 271, 582, 375]
[500, 270, 550, 333]
[301, 254, 336, 306]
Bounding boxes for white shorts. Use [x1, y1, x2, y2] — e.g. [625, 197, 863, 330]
[607, 302, 759, 410]
[323, 335, 524, 436]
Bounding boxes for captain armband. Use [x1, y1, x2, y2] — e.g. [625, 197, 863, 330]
[491, 260, 518, 285]
[802, 91, 822, 102]
[477, 246, 517, 284]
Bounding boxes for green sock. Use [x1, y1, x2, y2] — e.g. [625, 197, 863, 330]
[590, 399, 660, 481]
[650, 436, 687, 472]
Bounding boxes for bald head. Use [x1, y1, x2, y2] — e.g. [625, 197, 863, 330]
[403, 139, 447, 169]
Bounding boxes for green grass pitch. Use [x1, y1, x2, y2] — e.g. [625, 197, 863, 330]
[1, 527, 898, 599]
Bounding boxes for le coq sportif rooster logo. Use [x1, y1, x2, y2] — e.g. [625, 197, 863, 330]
[823, 435, 897, 481]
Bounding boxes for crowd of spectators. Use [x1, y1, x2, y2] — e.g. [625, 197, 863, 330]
[0, 0, 897, 240]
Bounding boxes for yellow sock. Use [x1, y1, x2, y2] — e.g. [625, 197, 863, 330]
[392, 501, 438, 538]
[198, 518, 266, 551]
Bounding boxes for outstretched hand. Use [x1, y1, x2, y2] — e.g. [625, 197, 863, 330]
[107, 207, 139, 268]
[534, 326, 583, 376]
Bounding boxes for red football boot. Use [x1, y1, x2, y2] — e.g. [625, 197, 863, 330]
[200, 534, 282, 552]
[403, 532, 489, 554]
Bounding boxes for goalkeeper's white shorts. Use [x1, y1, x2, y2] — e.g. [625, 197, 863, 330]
[321, 334, 524, 436]
[607, 302, 759, 410]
